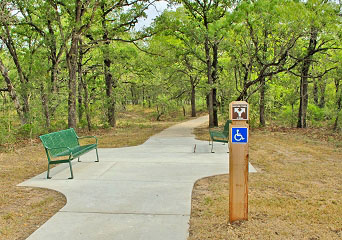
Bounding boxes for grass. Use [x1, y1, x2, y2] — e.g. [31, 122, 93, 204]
[189, 123, 342, 239]
[0, 105, 195, 240]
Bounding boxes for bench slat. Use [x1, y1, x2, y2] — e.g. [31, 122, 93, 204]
[53, 144, 96, 158]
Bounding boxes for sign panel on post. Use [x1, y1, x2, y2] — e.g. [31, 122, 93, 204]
[231, 103, 248, 121]
[231, 127, 248, 144]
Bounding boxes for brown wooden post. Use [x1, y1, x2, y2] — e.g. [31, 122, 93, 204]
[229, 101, 249, 223]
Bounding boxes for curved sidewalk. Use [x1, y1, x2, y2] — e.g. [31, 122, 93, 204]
[19, 116, 256, 240]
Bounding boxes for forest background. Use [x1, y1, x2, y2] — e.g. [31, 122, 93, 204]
[1, 0, 342, 145]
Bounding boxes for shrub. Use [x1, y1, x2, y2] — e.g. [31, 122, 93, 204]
[307, 104, 325, 122]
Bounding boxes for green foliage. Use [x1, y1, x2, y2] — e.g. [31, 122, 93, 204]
[278, 103, 334, 128]
[16, 124, 35, 138]
[307, 104, 325, 122]
[0, 0, 342, 147]
[50, 120, 68, 131]
[278, 105, 294, 127]
[153, 96, 178, 121]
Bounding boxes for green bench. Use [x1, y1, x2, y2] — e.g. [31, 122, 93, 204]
[39, 128, 99, 179]
[209, 120, 232, 153]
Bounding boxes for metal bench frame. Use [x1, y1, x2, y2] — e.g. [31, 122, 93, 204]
[209, 120, 232, 153]
[39, 128, 99, 179]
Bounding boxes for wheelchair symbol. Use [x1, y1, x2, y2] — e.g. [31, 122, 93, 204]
[231, 127, 248, 143]
[234, 130, 245, 142]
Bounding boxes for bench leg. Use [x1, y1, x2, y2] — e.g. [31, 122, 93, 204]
[47, 163, 51, 179]
[95, 148, 99, 162]
[211, 141, 214, 153]
[78, 157, 81, 162]
[68, 160, 74, 179]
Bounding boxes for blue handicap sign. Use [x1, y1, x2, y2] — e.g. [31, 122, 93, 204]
[231, 127, 248, 144]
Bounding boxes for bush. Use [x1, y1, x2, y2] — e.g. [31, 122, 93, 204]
[279, 105, 297, 127]
[50, 120, 68, 131]
[278, 104, 330, 127]
[307, 104, 325, 122]
[16, 123, 35, 138]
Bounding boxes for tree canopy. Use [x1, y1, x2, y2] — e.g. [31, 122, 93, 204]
[1, 0, 342, 143]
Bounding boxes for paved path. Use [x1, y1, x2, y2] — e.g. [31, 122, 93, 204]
[19, 116, 256, 240]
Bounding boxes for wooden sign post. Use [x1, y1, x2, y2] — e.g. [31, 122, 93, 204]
[229, 101, 249, 223]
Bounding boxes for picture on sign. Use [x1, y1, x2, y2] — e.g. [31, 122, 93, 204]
[231, 127, 248, 144]
[232, 104, 248, 120]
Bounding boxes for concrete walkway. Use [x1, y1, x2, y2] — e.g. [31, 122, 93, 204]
[19, 116, 256, 240]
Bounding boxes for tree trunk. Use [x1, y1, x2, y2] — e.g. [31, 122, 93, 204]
[297, 65, 309, 128]
[297, 28, 317, 128]
[48, 19, 59, 93]
[204, 30, 215, 127]
[318, 77, 326, 108]
[66, 35, 78, 129]
[2, 24, 30, 123]
[102, 3, 116, 127]
[65, 1, 84, 129]
[0, 58, 26, 125]
[81, 73, 92, 131]
[191, 83, 196, 117]
[259, 76, 266, 127]
[51, 0, 96, 129]
[131, 84, 138, 105]
[213, 89, 218, 126]
[334, 77, 342, 130]
[259, 30, 267, 127]
[184, 57, 197, 118]
[212, 42, 219, 126]
[40, 18, 61, 128]
[334, 91, 341, 130]
[78, 82, 83, 121]
[104, 57, 116, 127]
[77, 41, 84, 123]
[104, 59, 116, 126]
[40, 85, 50, 129]
[142, 86, 145, 107]
[313, 77, 319, 106]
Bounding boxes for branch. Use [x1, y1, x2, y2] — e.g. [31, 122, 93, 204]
[289, 66, 337, 79]
[246, 17, 261, 64]
[182, 0, 205, 20]
[132, 41, 164, 57]
[170, 90, 187, 100]
[234, 66, 242, 94]
[245, 82, 264, 101]
[104, 1, 157, 33]
[86, 31, 154, 45]
[236, 59, 300, 101]
[23, 22, 45, 37]
[311, 46, 342, 55]
[77, 1, 99, 35]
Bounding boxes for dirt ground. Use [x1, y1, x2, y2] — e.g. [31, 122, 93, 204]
[189, 125, 342, 239]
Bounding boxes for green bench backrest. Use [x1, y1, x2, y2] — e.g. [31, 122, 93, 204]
[223, 120, 232, 136]
[39, 128, 79, 156]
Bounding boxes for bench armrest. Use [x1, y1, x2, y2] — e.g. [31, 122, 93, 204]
[77, 136, 98, 145]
